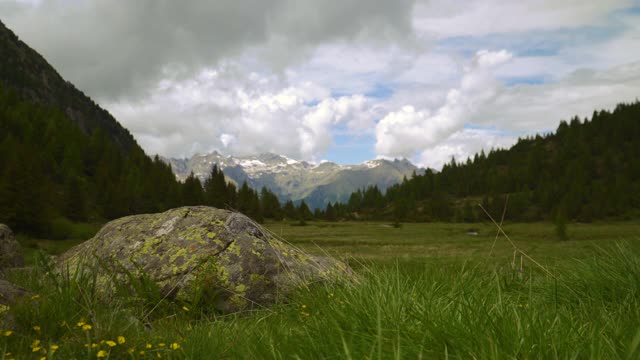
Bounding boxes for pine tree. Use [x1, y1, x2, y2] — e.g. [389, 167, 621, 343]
[204, 165, 228, 208]
[283, 200, 296, 220]
[260, 187, 282, 220]
[325, 202, 336, 221]
[182, 172, 205, 206]
[297, 200, 313, 221]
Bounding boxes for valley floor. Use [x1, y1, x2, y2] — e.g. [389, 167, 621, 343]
[3, 221, 640, 359]
[266, 220, 640, 264]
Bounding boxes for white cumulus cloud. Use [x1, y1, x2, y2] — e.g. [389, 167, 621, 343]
[106, 65, 376, 160]
[375, 49, 513, 159]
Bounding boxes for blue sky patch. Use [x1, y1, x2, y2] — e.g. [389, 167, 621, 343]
[501, 75, 548, 86]
[365, 84, 394, 99]
[324, 133, 375, 165]
[437, 25, 624, 60]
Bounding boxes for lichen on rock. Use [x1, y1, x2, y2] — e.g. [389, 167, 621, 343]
[57, 206, 352, 312]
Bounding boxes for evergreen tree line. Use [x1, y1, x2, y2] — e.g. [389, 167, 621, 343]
[0, 85, 310, 237]
[318, 101, 640, 222]
[2, 79, 638, 235]
[180, 164, 314, 223]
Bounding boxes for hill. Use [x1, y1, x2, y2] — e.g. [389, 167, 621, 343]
[0, 20, 185, 235]
[0, 19, 323, 233]
[329, 102, 640, 222]
[0, 20, 135, 152]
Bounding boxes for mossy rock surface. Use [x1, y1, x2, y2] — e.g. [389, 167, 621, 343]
[57, 207, 352, 312]
[0, 224, 23, 272]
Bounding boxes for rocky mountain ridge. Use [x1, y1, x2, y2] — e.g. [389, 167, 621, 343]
[165, 152, 422, 209]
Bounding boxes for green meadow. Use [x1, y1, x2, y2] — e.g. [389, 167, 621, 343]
[3, 221, 640, 359]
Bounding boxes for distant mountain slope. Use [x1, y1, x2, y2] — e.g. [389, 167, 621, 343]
[0, 20, 136, 152]
[165, 152, 421, 208]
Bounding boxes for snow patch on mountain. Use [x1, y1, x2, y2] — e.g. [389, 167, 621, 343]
[163, 152, 422, 208]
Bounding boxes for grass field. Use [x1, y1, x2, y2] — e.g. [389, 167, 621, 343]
[266, 220, 640, 265]
[3, 221, 640, 359]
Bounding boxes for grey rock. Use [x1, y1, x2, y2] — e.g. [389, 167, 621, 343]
[58, 206, 353, 312]
[0, 224, 24, 272]
[0, 279, 32, 329]
[0, 279, 30, 306]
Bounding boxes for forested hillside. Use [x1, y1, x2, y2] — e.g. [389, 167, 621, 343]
[0, 85, 177, 234]
[0, 83, 298, 235]
[0, 20, 136, 152]
[326, 102, 640, 222]
[0, 19, 309, 236]
[1, 18, 638, 234]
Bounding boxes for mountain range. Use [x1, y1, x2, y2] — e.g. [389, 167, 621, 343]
[165, 152, 421, 209]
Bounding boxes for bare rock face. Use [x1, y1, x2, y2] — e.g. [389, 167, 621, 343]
[58, 207, 352, 312]
[0, 224, 23, 272]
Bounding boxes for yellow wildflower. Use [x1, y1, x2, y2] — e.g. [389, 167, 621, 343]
[33, 325, 41, 331]
[182, 306, 190, 312]
[106, 340, 117, 347]
[31, 294, 40, 300]
[77, 320, 86, 327]
[117, 336, 126, 344]
[97, 350, 108, 358]
[145, 343, 153, 349]
[158, 343, 166, 347]
[51, 344, 60, 352]
[3, 330, 13, 336]
[82, 324, 92, 331]
[92, 343, 98, 348]
[139, 351, 146, 355]
[170, 343, 180, 350]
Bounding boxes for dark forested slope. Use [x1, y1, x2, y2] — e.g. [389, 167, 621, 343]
[0, 19, 136, 152]
[329, 102, 640, 222]
[0, 20, 184, 235]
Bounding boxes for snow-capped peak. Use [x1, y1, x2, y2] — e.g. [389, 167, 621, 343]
[362, 160, 383, 169]
[239, 159, 267, 168]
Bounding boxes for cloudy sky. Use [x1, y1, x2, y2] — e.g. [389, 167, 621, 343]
[3, 0, 640, 168]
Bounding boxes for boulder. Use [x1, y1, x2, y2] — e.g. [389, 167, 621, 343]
[0, 279, 30, 306]
[0, 279, 31, 328]
[0, 224, 24, 272]
[58, 207, 352, 312]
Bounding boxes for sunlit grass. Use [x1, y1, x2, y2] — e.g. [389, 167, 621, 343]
[4, 221, 640, 358]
